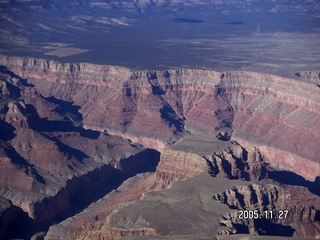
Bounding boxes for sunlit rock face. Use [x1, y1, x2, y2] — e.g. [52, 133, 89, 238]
[0, 65, 162, 239]
[0, 58, 319, 239]
[1, 56, 319, 181]
[47, 140, 319, 240]
[0, 0, 319, 239]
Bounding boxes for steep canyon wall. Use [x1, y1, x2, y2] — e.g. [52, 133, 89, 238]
[1, 56, 319, 181]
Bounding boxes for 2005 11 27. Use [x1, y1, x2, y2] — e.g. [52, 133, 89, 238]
[238, 210, 289, 220]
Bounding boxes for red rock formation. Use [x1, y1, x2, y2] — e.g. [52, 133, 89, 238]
[0, 56, 319, 239]
[1, 56, 318, 181]
[44, 139, 268, 240]
[0, 66, 160, 240]
[155, 141, 267, 188]
[47, 173, 160, 240]
[220, 71, 320, 180]
[0, 142, 37, 192]
[72, 225, 156, 240]
[213, 183, 320, 238]
[55, 140, 320, 240]
[155, 148, 207, 186]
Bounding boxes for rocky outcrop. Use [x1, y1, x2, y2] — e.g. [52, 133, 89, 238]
[61, 152, 320, 240]
[206, 143, 267, 182]
[0, 66, 162, 239]
[45, 172, 162, 240]
[38, 140, 320, 239]
[23, 148, 159, 222]
[221, 71, 320, 180]
[155, 141, 267, 187]
[294, 71, 320, 85]
[213, 184, 320, 238]
[44, 139, 269, 240]
[0, 139, 159, 237]
[72, 226, 156, 240]
[1, 56, 319, 181]
[155, 148, 208, 186]
[1, 56, 320, 238]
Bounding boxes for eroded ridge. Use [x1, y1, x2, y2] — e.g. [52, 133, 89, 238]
[0, 65, 160, 239]
[1, 55, 319, 180]
[50, 136, 320, 240]
[0, 57, 319, 239]
[213, 184, 320, 238]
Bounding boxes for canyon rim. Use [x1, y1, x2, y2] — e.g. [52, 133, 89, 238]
[0, 0, 320, 239]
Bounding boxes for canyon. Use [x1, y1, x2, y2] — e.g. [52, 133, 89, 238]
[0, 55, 319, 239]
[0, 0, 320, 239]
[1, 56, 319, 180]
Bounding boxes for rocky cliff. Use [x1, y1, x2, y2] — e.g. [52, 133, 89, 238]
[0, 55, 319, 239]
[51, 138, 319, 240]
[213, 183, 320, 238]
[1, 55, 319, 181]
[156, 140, 267, 187]
[44, 137, 286, 240]
[0, 65, 160, 239]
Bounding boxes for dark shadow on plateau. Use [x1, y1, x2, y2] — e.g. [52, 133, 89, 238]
[22, 104, 107, 161]
[0, 120, 16, 141]
[2, 144, 46, 184]
[254, 218, 295, 236]
[32, 118, 81, 133]
[173, 18, 203, 23]
[223, 21, 244, 25]
[232, 218, 295, 236]
[79, 129, 100, 139]
[51, 135, 89, 162]
[22, 105, 89, 161]
[316, 209, 320, 223]
[7, 149, 160, 239]
[268, 170, 320, 196]
[2, 206, 31, 240]
[160, 105, 184, 132]
[45, 96, 83, 123]
[25, 104, 79, 133]
[0, 65, 34, 87]
[233, 223, 249, 234]
[26, 102, 99, 140]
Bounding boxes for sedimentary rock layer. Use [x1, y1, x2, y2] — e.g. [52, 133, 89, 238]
[0, 66, 161, 238]
[213, 183, 320, 238]
[60, 140, 319, 240]
[1, 55, 319, 181]
[44, 139, 275, 240]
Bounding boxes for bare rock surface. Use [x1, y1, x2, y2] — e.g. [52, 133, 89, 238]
[0, 66, 159, 238]
[213, 184, 320, 238]
[45, 134, 233, 239]
[49, 173, 245, 240]
[0, 57, 319, 239]
[45, 135, 319, 239]
[1, 56, 319, 180]
[0, 0, 319, 238]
